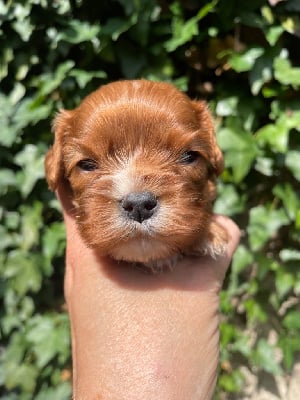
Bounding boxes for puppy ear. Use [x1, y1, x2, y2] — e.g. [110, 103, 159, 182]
[45, 110, 74, 191]
[191, 100, 224, 176]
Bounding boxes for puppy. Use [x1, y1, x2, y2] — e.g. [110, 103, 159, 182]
[45, 79, 228, 271]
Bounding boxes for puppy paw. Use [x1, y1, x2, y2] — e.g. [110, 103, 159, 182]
[190, 220, 229, 260]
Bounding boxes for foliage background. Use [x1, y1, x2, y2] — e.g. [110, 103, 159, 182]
[1, 0, 299, 398]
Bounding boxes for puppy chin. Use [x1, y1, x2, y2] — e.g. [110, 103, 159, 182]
[108, 238, 174, 264]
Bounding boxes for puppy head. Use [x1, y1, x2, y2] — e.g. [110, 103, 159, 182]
[45, 80, 223, 263]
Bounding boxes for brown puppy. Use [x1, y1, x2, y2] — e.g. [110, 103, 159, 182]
[45, 80, 228, 270]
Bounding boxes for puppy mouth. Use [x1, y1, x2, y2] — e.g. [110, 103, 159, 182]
[109, 237, 171, 263]
[111, 191, 167, 262]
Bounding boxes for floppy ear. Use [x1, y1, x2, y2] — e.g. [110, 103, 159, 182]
[45, 110, 74, 191]
[191, 100, 224, 176]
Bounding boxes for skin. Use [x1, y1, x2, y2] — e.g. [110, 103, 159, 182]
[57, 182, 240, 400]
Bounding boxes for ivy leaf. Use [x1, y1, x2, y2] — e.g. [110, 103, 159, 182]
[5, 363, 38, 392]
[102, 17, 136, 41]
[273, 183, 299, 220]
[165, 0, 218, 52]
[249, 52, 274, 95]
[42, 222, 66, 264]
[217, 119, 258, 182]
[215, 97, 238, 116]
[285, 151, 300, 181]
[56, 20, 101, 44]
[279, 335, 300, 370]
[214, 183, 246, 216]
[256, 110, 300, 153]
[15, 144, 46, 198]
[231, 245, 254, 275]
[228, 47, 264, 72]
[35, 61, 75, 97]
[283, 311, 300, 330]
[34, 382, 71, 400]
[253, 339, 282, 374]
[281, 15, 300, 35]
[248, 205, 290, 251]
[26, 314, 70, 369]
[69, 69, 107, 88]
[0, 169, 17, 195]
[275, 268, 295, 298]
[227, 245, 254, 294]
[279, 249, 300, 262]
[265, 26, 284, 45]
[274, 51, 300, 88]
[4, 251, 43, 295]
[20, 202, 43, 251]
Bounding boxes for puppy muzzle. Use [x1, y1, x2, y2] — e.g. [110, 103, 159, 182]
[120, 191, 158, 223]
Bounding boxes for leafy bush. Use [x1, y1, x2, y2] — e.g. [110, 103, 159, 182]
[1, 0, 299, 398]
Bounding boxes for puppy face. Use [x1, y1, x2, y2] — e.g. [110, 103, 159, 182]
[45, 80, 224, 263]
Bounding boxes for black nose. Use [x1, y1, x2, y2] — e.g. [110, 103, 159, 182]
[121, 192, 158, 223]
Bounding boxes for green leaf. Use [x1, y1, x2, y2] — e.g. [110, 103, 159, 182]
[285, 151, 300, 181]
[34, 382, 71, 400]
[165, 0, 218, 52]
[215, 97, 238, 116]
[279, 335, 300, 370]
[265, 26, 284, 46]
[5, 363, 38, 392]
[11, 3, 34, 42]
[244, 298, 267, 324]
[256, 124, 287, 153]
[231, 245, 254, 275]
[0, 169, 17, 195]
[255, 109, 300, 153]
[281, 15, 300, 35]
[69, 69, 107, 88]
[227, 245, 253, 294]
[20, 202, 43, 251]
[2, 332, 38, 392]
[228, 47, 264, 73]
[217, 120, 258, 182]
[283, 311, 300, 330]
[254, 156, 274, 176]
[26, 314, 70, 368]
[273, 183, 300, 221]
[279, 249, 300, 262]
[214, 183, 246, 216]
[42, 222, 66, 263]
[275, 268, 294, 298]
[56, 20, 101, 44]
[102, 17, 136, 41]
[248, 205, 290, 251]
[4, 251, 43, 295]
[253, 339, 282, 374]
[249, 52, 273, 95]
[0, 94, 19, 147]
[274, 52, 300, 88]
[218, 369, 244, 393]
[36, 61, 75, 97]
[15, 144, 46, 197]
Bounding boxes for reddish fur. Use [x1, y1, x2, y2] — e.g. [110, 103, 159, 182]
[45, 80, 228, 267]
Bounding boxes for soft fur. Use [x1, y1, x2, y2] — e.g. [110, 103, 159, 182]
[45, 80, 228, 270]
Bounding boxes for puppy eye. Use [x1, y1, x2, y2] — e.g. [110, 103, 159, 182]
[180, 151, 200, 164]
[77, 159, 98, 171]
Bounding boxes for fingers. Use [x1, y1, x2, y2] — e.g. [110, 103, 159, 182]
[213, 214, 241, 258]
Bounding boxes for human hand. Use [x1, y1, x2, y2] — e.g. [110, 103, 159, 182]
[57, 182, 240, 400]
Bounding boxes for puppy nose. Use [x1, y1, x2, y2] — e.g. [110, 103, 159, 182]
[121, 192, 158, 223]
